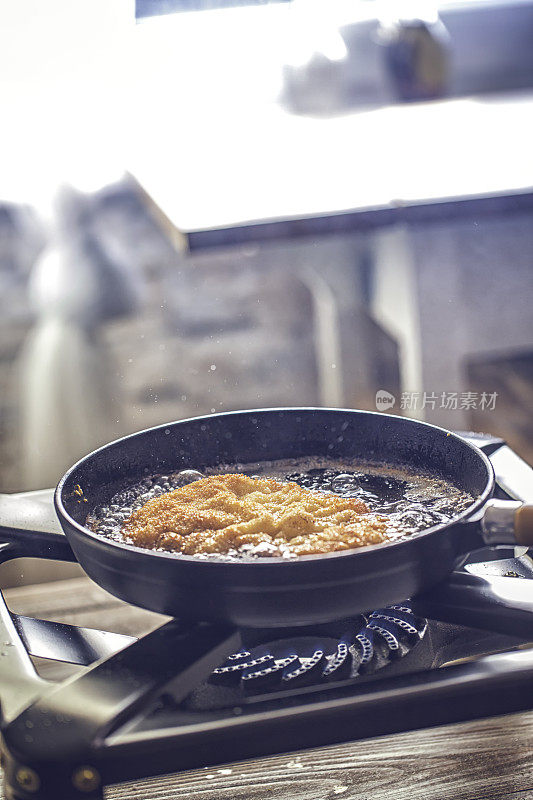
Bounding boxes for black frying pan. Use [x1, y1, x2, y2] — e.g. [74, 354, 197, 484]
[1, 408, 532, 628]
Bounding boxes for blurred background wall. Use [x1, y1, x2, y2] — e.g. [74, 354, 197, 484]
[0, 0, 532, 584]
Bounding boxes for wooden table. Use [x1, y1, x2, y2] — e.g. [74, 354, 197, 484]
[2, 576, 533, 800]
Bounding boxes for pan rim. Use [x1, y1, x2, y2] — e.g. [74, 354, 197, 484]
[55, 407, 495, 567]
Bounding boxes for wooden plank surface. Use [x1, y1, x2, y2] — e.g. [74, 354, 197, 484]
[2, 576, 533, 800]
[109, 716, 533, 800]
[5, 576, 165, 637]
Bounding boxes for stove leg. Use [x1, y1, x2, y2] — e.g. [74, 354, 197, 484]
[1, 621, 239, 799]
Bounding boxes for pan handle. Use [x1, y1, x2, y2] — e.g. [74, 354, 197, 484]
[481, 499, 533, 546]
[0, 490, 75, 562]
[412, 570, 533, 638]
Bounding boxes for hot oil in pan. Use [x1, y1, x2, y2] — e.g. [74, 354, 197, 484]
[235, 457, 473, 541]
[86, 457, 473, 557]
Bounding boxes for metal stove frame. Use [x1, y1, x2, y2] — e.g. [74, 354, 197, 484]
[0, 434, 532, 800]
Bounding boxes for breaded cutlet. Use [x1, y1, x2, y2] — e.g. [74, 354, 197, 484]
[121, 473, 388, 557]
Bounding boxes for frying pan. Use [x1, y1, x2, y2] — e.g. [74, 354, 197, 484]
[0, 408, 532, 629]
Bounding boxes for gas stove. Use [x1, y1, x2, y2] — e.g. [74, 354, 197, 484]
[0, 433, 532, 800]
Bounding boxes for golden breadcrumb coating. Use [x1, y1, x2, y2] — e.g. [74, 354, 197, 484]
[121, 473, 388, 557]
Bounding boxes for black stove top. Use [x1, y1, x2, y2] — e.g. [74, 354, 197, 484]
[0, 433, 532, 800]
